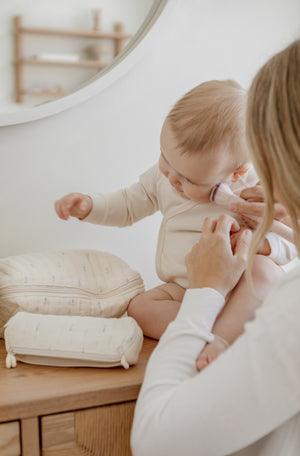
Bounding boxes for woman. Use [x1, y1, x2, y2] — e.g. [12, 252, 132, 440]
[131, 39, 300, 456]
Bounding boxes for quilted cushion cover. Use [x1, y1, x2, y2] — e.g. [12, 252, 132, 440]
[0, 249, 145, 337]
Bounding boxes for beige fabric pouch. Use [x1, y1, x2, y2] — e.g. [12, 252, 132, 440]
[0, 250, 145, 337]
[5, 311, 143, 369]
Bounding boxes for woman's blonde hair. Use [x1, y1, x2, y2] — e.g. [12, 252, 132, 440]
[167, 80, 248, 163]
[247, 39, 300, 277]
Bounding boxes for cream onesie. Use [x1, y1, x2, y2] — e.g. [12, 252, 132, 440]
[84, 164, 297, 288]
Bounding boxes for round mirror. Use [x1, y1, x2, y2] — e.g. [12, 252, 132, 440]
[0, 0, 157, 114]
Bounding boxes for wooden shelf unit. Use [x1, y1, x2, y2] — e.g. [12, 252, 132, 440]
[19, 57, 108, 69]
[0, 337, 157, 456]
[14, 14, 132, 103]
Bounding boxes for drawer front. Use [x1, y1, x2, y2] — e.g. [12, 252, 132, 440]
[0, 421, 21, 456]
[41, 401, 135, 456]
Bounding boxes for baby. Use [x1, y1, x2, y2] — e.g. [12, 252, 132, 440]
[55, 80, 296, 369]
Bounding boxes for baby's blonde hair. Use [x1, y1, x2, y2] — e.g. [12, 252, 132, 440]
[247, 39, 300, 278]
[167, 80, 248, 163]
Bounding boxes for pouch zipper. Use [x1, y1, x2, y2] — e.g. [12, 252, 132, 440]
[9, 346, 122, 361]
[0, 276, 144, 300]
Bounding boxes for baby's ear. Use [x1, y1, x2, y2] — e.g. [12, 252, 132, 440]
[231, 164, 250, 182]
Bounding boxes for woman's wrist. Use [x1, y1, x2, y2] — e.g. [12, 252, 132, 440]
[179, 288, 225, 326]
[189, 281, 228, 298]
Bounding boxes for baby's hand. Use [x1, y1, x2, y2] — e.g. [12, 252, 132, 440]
[55, 193, 92, 220]
[230, 226, 271, 256]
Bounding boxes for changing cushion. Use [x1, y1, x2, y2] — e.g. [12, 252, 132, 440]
[5, 311, 143, 369]
[0, 249, 145, 337]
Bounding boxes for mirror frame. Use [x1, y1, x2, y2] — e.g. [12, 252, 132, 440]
[0, 0, 169, 126]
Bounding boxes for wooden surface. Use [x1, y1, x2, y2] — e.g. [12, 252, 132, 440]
[0, 421, 21, 456]
[0, 337, 156, 423]
[18, 58, 108, 69]
[18, 26, 131, 40]
[14, 15, 23, 103]
[41, 402, 135, 456]
[21, 417, 40, 456]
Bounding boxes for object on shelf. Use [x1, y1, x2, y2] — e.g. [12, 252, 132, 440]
[31, 52, 81, 62]
[23, 85, 67, 96]
[93, 9, 101, 31]
[83, 41, 113, 61]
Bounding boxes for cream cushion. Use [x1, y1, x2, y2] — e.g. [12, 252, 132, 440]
[5, 311, 143, 369]
[0, 250, 145, 337]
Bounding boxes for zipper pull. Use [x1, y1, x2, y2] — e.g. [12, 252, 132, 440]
[6, 353, 17, 368]
[121, 354, 129, 369]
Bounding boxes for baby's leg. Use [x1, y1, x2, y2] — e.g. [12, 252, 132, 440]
[127, 282, 185, 339]
[197, 255, 283, 370]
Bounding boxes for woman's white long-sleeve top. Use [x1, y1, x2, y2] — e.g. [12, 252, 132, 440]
[131, 265, 300, 456]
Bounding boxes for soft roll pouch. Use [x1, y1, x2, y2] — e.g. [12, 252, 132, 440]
[0, 250, 145, 337]
[5, 312, 143, 369]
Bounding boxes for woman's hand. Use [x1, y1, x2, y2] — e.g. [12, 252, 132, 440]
[229, 184, 287, 222]
[230, 226, 271, 256]
[185, 215, 252, 298]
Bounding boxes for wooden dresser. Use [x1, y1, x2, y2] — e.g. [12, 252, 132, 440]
[0, 337, 156, 456]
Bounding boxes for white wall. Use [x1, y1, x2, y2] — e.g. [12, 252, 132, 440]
[0, 0, 299, 289]
[0, 0, 154, 111]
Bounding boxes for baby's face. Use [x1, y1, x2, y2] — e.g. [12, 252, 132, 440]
[159, 120, 237, 203]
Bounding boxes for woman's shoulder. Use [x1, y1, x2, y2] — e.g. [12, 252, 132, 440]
[278, 261, 300, 286]
[239, 262, 300, 355]
[261, 261, 300, 312]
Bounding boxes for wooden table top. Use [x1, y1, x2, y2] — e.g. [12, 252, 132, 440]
[0, 337, 157, 422]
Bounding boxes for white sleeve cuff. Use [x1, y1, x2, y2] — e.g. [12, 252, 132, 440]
[177, 288, 225, 334]
[265, 232, 298, 265]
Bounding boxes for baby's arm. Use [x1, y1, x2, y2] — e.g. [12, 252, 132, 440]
[55, 164, 160, 228]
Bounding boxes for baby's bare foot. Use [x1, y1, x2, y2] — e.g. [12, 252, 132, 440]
[196, 335, 229, 371]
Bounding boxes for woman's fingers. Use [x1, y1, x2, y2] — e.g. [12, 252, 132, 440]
[236, 185, 287, 222]
[202, 217, 216, 233]
[186, 215, 250, 296]
[230, 200, 264, 217]
[202, 215, 240, 236]
[239, 214, 260, 230]
[215, 214, 240, 234]
[231, 200, 287, 222]
[233, 229, 252, 262]
[274, 203, 288, 220]
[239, 185, 265, 202]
